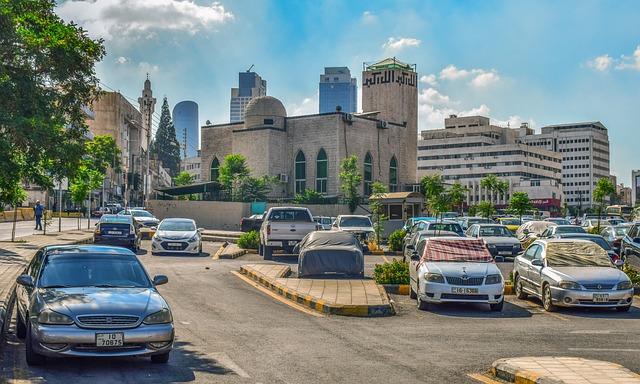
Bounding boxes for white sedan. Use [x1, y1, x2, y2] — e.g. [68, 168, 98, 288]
[151, 218, 202, 255]
[409, 237, 505, 311]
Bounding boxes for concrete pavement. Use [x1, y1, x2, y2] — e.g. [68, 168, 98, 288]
[0, 217, 97, 241]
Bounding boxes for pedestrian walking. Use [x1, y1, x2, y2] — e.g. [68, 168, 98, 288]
[34, 200, 44, 230]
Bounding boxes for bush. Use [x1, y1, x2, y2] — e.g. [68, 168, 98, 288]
[373, 259, 409, 285]
[237, 230, 259, 250]
[388, 229, 406, 252]
[623, 263, 640, 286]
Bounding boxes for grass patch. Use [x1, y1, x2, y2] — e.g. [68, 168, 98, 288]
[373, 259, 409, 285]
[237, 230, 259, 250]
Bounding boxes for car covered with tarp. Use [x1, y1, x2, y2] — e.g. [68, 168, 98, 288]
[296, 231, 364, 278]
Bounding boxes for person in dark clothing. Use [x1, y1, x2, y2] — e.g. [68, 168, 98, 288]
[34, 200, 44, 230]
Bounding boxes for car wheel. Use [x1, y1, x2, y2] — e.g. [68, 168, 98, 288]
[16, 308, 26, 339]
[515, 275, 528, 300]
[616, 305, 631, 312]
[263, 246, 273, 260]
[151, 351, 170, 364]
[490, 299, 504, 312]
[542, 284, 556, 312]
[409, 283, 417, 299]
[416, 279, 429, 311]
[258, 244, 263, 256]
[25, 321, 46, 366]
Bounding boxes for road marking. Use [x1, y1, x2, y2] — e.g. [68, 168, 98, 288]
[532, 308, 569, 321]
[231, 271, 324, 318]
[208, 352, 251, 378]
[570, 330, 612, 334]
[467, 373, 503, 383]
[568, 348, 640, 352]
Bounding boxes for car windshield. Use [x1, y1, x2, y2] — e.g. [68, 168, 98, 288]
[39, 254, 150, 288]
[469, 218, 493, 225]
[556, 226, 586, 234]
[548, 219, 570, 225]
[130, 210, 153, 217]
[427, 223, 461, 233]
[500, 219, 521, 225]
[479, 226, 513, 237]
[159, 221, 196, 231]
[614, 227, 630, 236]
[546, 242, 612, 267]
[269, 210, 312, 222]
[422, 239, 493, 262]
[340, 217, 372, 227]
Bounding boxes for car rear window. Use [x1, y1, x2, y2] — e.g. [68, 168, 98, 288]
[339, 217, 372, 227]
[556, 226, 586, 234]
[427, 223, 462, 233]
[269, 209, 312, 222]
[546, 242, 612, 267]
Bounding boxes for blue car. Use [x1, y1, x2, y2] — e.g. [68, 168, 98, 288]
[93, 214, 141, 252]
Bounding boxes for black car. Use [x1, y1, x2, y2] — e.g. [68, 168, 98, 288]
[93, 214, 141, 252]
[621, 223, 640, 258]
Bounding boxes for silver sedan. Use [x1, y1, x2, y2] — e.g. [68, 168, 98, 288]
[15, 245, 174, 365]
[513, 239, 633, 312]
[151, 218, 202, 255]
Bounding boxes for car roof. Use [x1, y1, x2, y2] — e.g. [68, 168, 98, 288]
[338, 215, 369, 218]
[475, 223, 508, 228]
[536, 238, 594, 245]
[270, 206, 308, 210]
[161, 218, 195, 222]
[43, 245, 136, 255]
[555, 233, 603, 239]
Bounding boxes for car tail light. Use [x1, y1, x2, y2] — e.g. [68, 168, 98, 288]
[267, 224, 271, 235]
[611, 253, 620, 262]
[94, 224, 100, 234]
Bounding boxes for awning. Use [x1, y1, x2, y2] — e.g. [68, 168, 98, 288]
[369, 191, 424, 203]
[154, 181, 221, 196]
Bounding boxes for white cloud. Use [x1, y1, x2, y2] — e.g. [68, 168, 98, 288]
[470, 71, 500, 87]
[439, 64, 500, 87]
[419, 88, 453, 106]
[587, 54, 613, 72]
[382, 37, 421, 52]
[115, 56, 130, 64]
[616, 45, 640, 71]
[287, 93, 318, 116]
[419, 74, 438, 86]
[138, 62, 159, 74]
[56, 0, 234, 39]
[492, 115, 536, 129]
[361, 11, 377, 24]
[439, 65, 471, 80]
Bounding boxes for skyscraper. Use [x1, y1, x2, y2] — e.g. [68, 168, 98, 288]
[172, 101, 199, 158]
[230, 71, 267, 122]
[319, 67, 357, 113]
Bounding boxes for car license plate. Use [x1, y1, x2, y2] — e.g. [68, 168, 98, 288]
[96, 332, 124, 347]
[107, 231, 122, 235]
[451, 287, 478, 294]
[498, 251, 511, 255]
[168, 242, 181, 247]
[593, 293, 609, 302]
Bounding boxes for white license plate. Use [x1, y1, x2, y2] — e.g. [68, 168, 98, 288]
[498, 251, 512, 255]
[96, 332, 124, 347]
[451, 287, 479, 294]
[593, 293, 609, 303]
[107, 231, 122, 235]
[167, 242, 182, 247]
[267, 241, 283, 246]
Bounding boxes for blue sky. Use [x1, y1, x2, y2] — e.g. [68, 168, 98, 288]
[56, 0, 640, 184]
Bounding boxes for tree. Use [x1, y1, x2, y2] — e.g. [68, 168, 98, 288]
[593, 177, 616, 232]
[370, 181, 388, 245]
[477, 201, 496, 218]
[294, 189, 325, 204]
[481, 174, 509, 201]
[0, 181, 27, 242]
[85, 135, 122, 174]
[173, 171, 194, 200]
[234, 176, 275, 202]
[152, 97, 181, 176]
[218, 154, 250, 199]
[420, 174, 446, 216]
[339, 155, 362, 213]
[0, 0, 105, 205]
[508, 192, 533, 222]
[69, 164, 102, 229]
[448, 182, 468, 214]
[468, 204, 478, 217]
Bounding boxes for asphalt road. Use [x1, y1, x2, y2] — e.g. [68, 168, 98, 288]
[0, 218, 97, 241]
[2, 241, 640, 383]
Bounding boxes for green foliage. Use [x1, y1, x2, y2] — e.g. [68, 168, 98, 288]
[233, 176, 275, 202]
[508, 192, 533, 220]
[468, 205, 478, 217]
[85, 135, 121, 174]
[237, 230, 260, 250]
[69, 164, 102, 206]
[373, 260, 410, 285]
[622, 264, 640, 286]
[0, 0, 105, 204]
[420, 175, 468, 217]
[477, 201, 496, 218]
[294, 189, 325, 204]
[152, 97, 181, 176]
[370, 181, 388, 244]
[339, 155, 362, 213]
[593, 177, 616, 232]
[218, 154, 250, 192]
[173, 171, 193, 186]
[0, 181, 27, 209]
[388, 229, 406, 252]
[420, 174, 445, 199]
[448, 182, 468, 213]
[481, 174, 509, 200]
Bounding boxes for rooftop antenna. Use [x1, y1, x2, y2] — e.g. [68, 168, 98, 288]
[246, 64, 254, 72]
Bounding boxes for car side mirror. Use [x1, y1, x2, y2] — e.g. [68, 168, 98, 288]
[293, 244, 300, 254]
[94, 222, 98, 226]
[494, 256, 505, 263]
[406, 244, 415, 250]
[150, 226, 157, 231]
[16, 274, 34, 287]
[410, 251, 420, 261]
[614, 259, 624, 267]
[198, 228, 204, 233]
[153, 275, 168, 286]
[531, 259, 543, 267]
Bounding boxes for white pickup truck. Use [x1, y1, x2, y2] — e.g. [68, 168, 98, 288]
[259, 207, 318, 260]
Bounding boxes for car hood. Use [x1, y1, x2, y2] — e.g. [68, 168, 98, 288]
[550, 267, 628, 284]
[156, 230, 195, 240]
[483, 237, 520, 246]
[339, 227, 374, 233]
[38, 287, 166, 318]
[423, 262, 499, 277]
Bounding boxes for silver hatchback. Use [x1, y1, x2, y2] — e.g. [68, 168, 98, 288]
[513, 239, 633, 312]
[15, 245, 174, 365]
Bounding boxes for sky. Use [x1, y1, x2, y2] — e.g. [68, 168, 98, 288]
[56, 0, 640, 185]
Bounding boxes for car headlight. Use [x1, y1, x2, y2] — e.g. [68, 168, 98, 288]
[617, 281, 633, 290]
[487, 244, 496, 248]
[558, 281, 582, 290]
[485, 274, 502, 285]
[512, 243, 521, 249]
[424, 273, 445, 283]
[38, 309, 74, 325]
[143, 308, 173, 325]
[188, 234, 199, 243]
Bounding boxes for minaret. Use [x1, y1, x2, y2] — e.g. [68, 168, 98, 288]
[138, 74, 156, 203]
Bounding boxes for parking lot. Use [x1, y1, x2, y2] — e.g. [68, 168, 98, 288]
[1, 239, 639, 384]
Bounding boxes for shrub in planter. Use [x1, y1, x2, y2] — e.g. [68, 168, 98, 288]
[237, 230, 259, 250]
[623, 263, 640, 286]
[388, 229, 406, 252]
[373, 259, 409, 285]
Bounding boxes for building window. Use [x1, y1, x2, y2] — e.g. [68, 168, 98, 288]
[264, 118, 274, 125]
[210, 157, 219, 181]
[316, 148, 327, 194]
[364, 152, 373, 196]
[389, 156, 398, 192]
[295, 150, 306, 193]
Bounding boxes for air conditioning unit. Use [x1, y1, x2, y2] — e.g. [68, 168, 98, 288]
[278, 173, 288, 183]
[377, 120, 388, 129]
[342, 113, 354, 123]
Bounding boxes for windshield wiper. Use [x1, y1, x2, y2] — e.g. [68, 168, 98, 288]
[89, 284, 137, 288]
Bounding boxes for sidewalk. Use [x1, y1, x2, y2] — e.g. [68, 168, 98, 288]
[0, 230, 93, 346]
[493, 356, 640, 384]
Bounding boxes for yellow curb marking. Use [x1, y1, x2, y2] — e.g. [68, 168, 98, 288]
[381, 255, 390, 263]
[231, 271, 324, 318]
[467, 373, 503, 384]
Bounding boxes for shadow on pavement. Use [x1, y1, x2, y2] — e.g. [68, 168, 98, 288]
[149, 251, 211, 258]
[413, 300, 532, 319]
[519, 296, 639, 319]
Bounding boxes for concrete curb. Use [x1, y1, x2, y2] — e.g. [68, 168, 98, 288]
[382, 284, 410, 295]
[240, 265, 395, 317]
[492, 359, 562, 384]
[504, 283, 514, 295]
[213, 242, 248, 259]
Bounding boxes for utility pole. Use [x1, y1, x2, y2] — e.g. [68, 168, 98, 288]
[58, 179, 62, 232]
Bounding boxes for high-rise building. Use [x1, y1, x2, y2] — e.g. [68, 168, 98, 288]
[172, 101, 199, 158]
[632, 170, 640, 206]
[319, 67, 357, 113]
[230, 71, 266, 122]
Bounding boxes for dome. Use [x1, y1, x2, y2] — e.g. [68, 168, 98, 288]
[244, 96, 287, 129]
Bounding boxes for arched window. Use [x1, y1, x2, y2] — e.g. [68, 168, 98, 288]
[316, 149, 328, 194]
[210, 157, 219, 181]
[295, 150, 306, 193]
[364, 152, 373, 196]
[389, 156, 398, 192]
